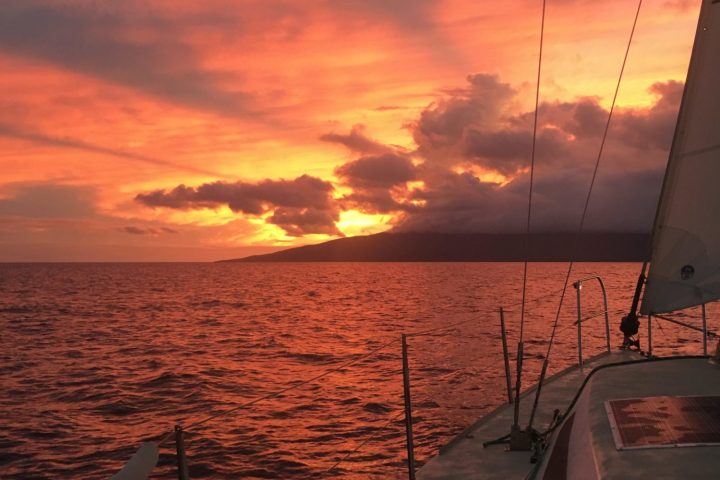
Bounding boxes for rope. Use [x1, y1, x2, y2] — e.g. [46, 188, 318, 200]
[526, 0, 644, 429]
[520, 0, 547, 343]
[325, 410, 405, 474]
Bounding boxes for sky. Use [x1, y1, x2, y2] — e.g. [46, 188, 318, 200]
[0, 0, 702, 261]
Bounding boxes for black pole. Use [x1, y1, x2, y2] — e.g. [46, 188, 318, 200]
[629, 262, 647, 317]
[499, 308, 513, 404]
[401, 334, 416, 480]
[512, 341, 523, 428]
[621, 262, 647, 349]
[175, 425, 190, 480]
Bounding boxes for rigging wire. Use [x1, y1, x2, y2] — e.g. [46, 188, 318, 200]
[520, 0, 547, 344]
[527, 0, 644, 429]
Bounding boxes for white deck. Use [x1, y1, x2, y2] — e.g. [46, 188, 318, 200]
[417, 350, 640, 480]
[552, 356, 720, 479]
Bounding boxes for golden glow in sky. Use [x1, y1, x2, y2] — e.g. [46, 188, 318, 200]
[0, 0, 702, 261]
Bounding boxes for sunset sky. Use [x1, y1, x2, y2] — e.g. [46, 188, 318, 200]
[0, 0, 701, 261]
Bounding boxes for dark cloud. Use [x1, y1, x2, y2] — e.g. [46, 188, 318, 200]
[339, 188, 412, 214]
[335, 153, 418, 189]
[412, 74, 516, 155]
[268, 207, 341, 237]
[613, 81, 682, 151]
[337, 76, 680, 233]
[320, 125, 391, 154]
[0, 184, 96, 219]
[0, 123, 231, 178]
[332, 151, 420, 215]
[123, 226, 178, 235]
[136, 175, 341, 236]
[463, 127, 572, 175]
[0, 2, 254, 117]
[396, 170, 526, 232]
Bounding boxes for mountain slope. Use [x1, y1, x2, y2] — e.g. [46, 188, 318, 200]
[221, 232, 650, 262]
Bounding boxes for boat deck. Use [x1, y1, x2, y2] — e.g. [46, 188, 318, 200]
[552, 356, 720, 480]
[417, 350, 640, 479]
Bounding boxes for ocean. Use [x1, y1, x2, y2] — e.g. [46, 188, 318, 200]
[0, 262, 712, 479]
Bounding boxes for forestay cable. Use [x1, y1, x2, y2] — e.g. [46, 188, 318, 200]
[520, 0, 547, 344]
[526, 0, 644, 430]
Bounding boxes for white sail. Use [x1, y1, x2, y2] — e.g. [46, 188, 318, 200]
[641, 0, 720, 315]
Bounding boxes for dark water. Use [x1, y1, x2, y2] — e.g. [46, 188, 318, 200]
[0, 263, 713, 479]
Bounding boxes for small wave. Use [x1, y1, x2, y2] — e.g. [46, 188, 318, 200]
[0, 305, 38, 314]
[140, 372, 198, 389]
[93, 401, 140, 416]
[281, 351, 336, 363]
[190, 299, 224, 309]
[363, 402, 392, 414]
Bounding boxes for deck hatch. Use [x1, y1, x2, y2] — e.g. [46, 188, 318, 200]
[605, 395, 720, 450]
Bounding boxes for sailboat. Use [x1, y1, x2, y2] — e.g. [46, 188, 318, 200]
[108, 2, 720, 479]
[418, 0, 720, 478]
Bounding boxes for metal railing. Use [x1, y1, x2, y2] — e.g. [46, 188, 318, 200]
[572, 275, 611, 366]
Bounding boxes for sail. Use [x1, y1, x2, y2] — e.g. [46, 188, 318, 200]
[641, 0, 720, 315]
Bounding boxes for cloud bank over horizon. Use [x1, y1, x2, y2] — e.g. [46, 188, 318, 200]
[0, 0, 699, 260]
[136, 73, 678, 236]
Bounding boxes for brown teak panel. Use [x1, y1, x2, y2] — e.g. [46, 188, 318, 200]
[606, 395, 720, 450]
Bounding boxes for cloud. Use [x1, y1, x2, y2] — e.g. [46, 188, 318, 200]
[335, 153, 418, 189]
[123, 226, 178, 235]
[0, 123, 231, 178]
[320, 125, 391, 155]
[0, 2, 254, 117]
[334, 75, 680, 233]
[136, 175, 341, 236]
[412, 74, 516, 157]
[0, 183, 97, 219]
[613, 81, 683, 152]
[268, 207, 340, 237]
[133, 74, 680, 237]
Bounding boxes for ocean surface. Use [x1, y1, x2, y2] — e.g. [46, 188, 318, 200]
[0, 262, 714, 479]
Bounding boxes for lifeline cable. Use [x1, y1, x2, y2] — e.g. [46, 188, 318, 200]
[325, 409, 405, 474]
[156, 337, 398, 443]
[526, 0, 644, 431]
[153, 285, 571, 444]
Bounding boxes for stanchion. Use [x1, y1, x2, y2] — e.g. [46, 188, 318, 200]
[175, 425, 190, 480]
[401, 334, 416, 480]
[499, 308, 513, 404]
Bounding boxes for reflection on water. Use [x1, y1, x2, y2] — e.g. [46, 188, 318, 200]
[0, 262, 712, 479]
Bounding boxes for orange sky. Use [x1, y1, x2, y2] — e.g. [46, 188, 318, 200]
[0, 0, 701, 261]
